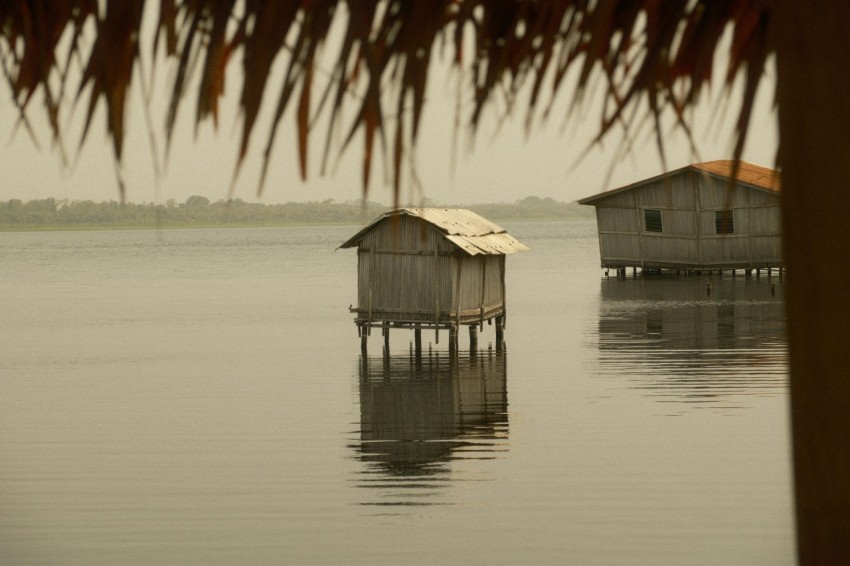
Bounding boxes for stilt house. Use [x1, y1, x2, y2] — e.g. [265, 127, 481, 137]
[339, 208, 528, 350]
[578, 160, 782, 273]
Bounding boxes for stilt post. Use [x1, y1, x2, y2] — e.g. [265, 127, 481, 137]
[449, 325, 458, 356]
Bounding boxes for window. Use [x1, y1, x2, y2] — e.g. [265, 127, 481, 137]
[715, 210, 734, 234]
[644, 209, 663, 232]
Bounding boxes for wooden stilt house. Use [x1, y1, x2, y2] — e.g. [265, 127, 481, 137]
[578, 160, 782, 274]
[339, 208, 529, 351]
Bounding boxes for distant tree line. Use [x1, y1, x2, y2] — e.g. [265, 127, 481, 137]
[469, 196, 595, 221]
[0, 195, 593, 230]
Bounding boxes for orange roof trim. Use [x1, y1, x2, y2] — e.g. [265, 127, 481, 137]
[578, 160, 780, 205]
[691, 160, 780, 192]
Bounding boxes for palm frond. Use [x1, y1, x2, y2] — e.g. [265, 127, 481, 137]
[0, 0, 774, 200]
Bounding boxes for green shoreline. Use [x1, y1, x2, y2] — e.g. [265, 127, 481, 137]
[0, 196, 594, 233]
[0, 221, 360, 232]
[0, 216, 592, 233]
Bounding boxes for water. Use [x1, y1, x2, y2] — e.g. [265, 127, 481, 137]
[0, 221, 793, 564]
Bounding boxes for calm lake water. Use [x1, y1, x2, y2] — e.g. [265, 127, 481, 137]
[0, 220, 793, 565]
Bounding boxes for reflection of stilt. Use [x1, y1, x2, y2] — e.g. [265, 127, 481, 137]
[354, 350, 509, 486]
[495, 315, 504, 351]
[360, 353, 369, 377]
[469, 324, 478, 351]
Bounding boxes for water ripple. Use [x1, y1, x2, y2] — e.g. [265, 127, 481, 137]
[590, 276, 788, 408]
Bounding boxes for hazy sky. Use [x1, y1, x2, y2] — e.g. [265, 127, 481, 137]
[0, 21, 778, 207]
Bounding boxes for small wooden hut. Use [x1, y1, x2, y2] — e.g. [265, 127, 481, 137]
[339, 208, 528, 351]
[578, 160, 782, 274]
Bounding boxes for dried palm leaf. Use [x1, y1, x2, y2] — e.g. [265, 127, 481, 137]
[0, 0, 773, 201]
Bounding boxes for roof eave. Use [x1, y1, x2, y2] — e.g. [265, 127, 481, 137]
[578, 161, 780, 205]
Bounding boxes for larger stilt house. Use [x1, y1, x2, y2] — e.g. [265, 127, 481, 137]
[578, 160, 782, 274]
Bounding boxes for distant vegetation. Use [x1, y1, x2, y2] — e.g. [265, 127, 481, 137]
[0, 195, 593, 231]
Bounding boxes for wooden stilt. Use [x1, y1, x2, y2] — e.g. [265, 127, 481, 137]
[414, 326, 422, 352]
[746, 268, 753, 277]
[360, 328, 367, 353]
[495, 315, 504, 351]
[383, 322, 389, 350]
[469, 324, 478, 351]
[449, 325, 458, 356]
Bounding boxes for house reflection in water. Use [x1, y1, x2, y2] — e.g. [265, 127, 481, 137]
[594, 276, 788, 407]
[351, 351, 508, 507]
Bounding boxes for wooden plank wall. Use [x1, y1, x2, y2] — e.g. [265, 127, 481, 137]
[593, 171, 782, 269]
[457, 255, 505, 315]
[356, 215, 508, 323]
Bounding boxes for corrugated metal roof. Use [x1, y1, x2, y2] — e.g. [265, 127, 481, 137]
[339, 208, 529, 255]
[445, 233, 530, 255]
[404, 208, 507, 236]
[578, 160, 780, 205]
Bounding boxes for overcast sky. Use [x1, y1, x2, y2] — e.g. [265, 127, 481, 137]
[0, 23, 778, 207]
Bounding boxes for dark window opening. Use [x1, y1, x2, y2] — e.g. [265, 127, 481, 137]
[644, 209, 662, 232]
[715, 210, 734, 234]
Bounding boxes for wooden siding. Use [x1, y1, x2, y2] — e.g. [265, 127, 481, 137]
[457, 255, 504, 314]
[355, 215, 506, 324]
[599, 232, 641, 262]
[666, 209, 697, 236]
[642, 234, 698, 265]
[749, 206, 782, 236]
[589, 169, 782, 269]
[591, 189, 636, 208]
[597, 206, 639, 232]
[699, 175, 749, 208]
